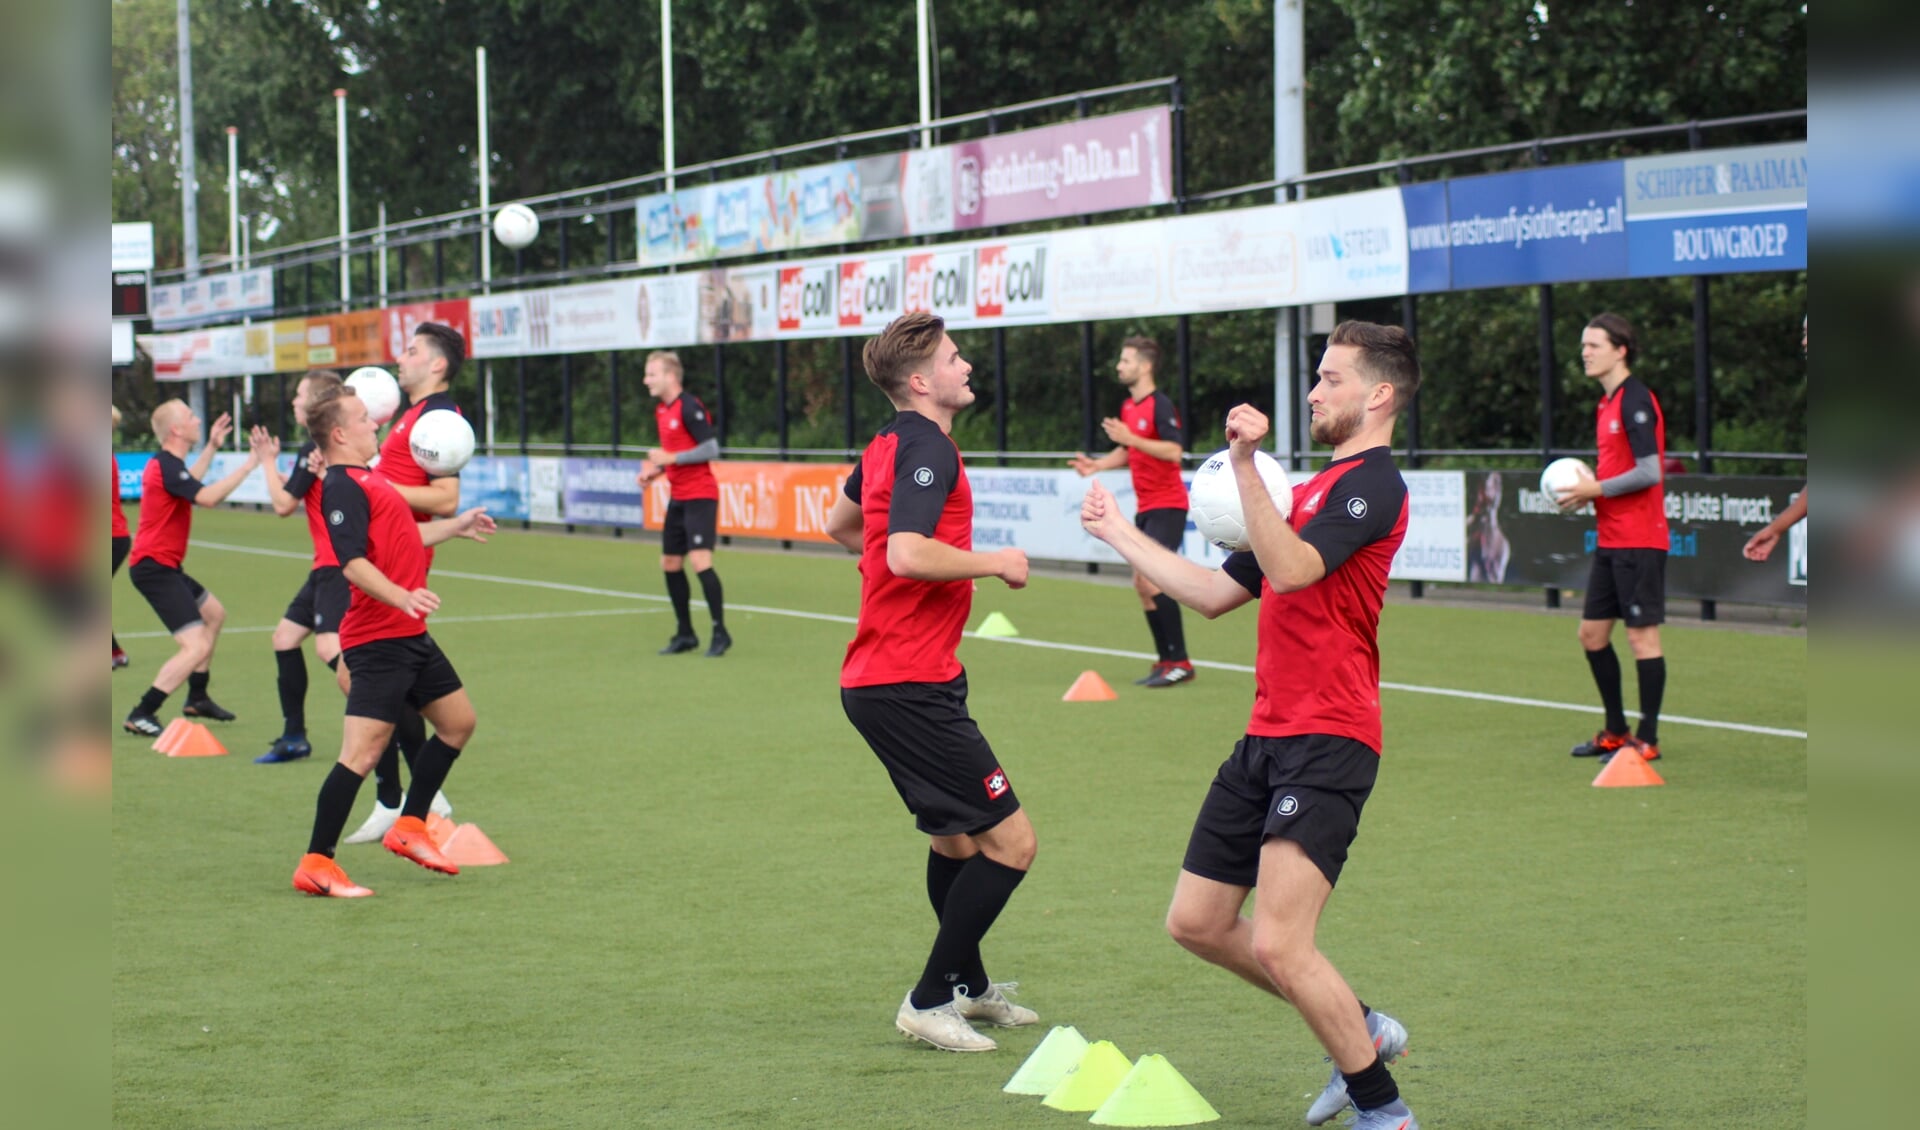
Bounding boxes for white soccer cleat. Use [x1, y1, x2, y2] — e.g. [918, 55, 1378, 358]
[1306, 1009, 1409, 1125]
[428, 790, 453, 819]
[341, 802, 400, 845]
[896, 991, 997, 1052]
[956, 982, 1038, 1028]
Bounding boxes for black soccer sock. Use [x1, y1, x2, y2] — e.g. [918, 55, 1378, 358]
[1154, 593, 1188, 663]
[697, 568, 725, 629]
[395, 710, 426, 770]
[1141, 609, 1168, 662]
[1635, 657, 1666, 745]
[665, 570, 694, 634]
[1584, 646, 1629, 735]
[113, 634, 121, 652]
[187, 671, 210, 700]
[926, 848, 971, 920]
[1343, 1056, 1401, 1111]
[910, 854, 1027, 1010]
[275, 649, 308, 735]
[1359, 1000, 1372, 1019]
[136, 686, 169, 717]
[372, 740, 403, 809]
[400, 737, 462, 820]
[308, 762, 367, 857]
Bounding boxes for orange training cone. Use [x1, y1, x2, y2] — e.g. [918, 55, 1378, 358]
[441, 824, 509, 866]
[1592, 746, 1665, 788]
[151, 718, 192, 753]
[167, 723, 229, 758]
[1063, 670, 1119, 702]
[425, 813, 458, 848]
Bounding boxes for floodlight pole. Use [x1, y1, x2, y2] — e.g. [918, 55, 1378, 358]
[226, 126, 239, 269]
[478, 45, 496, 452]
[916, 0, 933, 148]
[662, 0, 676, 192]
[336, 88, 350, 308]
[1272, 0, 1305, 466]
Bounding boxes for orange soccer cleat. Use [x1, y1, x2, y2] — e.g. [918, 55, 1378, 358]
[292, 853, 374, 898]
[382, 816, 460, 875]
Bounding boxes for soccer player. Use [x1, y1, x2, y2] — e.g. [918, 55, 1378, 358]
[636, 350, 731, 657]
[121, 402, 259, 737]
[823, 311, 1039, 1053]
[290, 389, 496, 898]
[1552, 313, 1670, 763]
[1069, 336, 1194, 686]
[112, 405, 131, 670]
[1080, 321, 1422, 1130]
[252, 370, 348, 764]
[340, 324, 465, 842]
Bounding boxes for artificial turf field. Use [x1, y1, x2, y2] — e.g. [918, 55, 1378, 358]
[111, 506, 1805, 1129]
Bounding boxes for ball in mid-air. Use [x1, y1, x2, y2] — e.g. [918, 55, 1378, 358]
[1188, 448, 1293, 552]
[409, 409, 475, 477]
[344, 367, 401, 425]
[492, 203, 540, 250]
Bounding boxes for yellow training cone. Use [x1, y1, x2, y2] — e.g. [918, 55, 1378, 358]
[975, 611, 1020, 638]
[1090, 1054, 1221, 1126]
[1041, 1039, 1132, 1112]
[1003, 1025, 1090, 1095]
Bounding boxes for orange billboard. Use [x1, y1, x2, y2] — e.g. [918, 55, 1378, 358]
[640, 461, 854, 544]
[304, 309, 386, 368]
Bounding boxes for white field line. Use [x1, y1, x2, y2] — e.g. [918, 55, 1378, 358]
[117, 606, 661, 639]
[185, 539, 1808, 741]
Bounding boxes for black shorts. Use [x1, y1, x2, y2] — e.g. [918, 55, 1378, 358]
[342, 633, 465, 724]
[841, 673, 1021, 838]
[112, 535, 131, 574]
[1182, 734, 1380, 889]
[128, 559, 211, 634]
[1135, 507, 1187, 552]
[1582, 547, 1668, 627]
[284, 566, 350, 635]
[662, 498, 719, 556]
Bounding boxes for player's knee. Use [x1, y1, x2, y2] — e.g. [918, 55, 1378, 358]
[1625, 627, 1661, 659]
[1577, 621, 1610, 650]
[315, 635, 341, 665]
[270, 621, 306, 651]
[201, 598, 226, 629]
[1165, 905, 1224, 957]
[1248, 930, 1312, 990]
[661, 555, 685, 572]
[179, 629, 215, 665]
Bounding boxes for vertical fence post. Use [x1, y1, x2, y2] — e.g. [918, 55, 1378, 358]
[775, 339, 789, 459]
[1172, 79, 1193, 462]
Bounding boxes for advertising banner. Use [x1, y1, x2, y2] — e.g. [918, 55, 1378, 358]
[303, 309, 385, 368]
[776, 260, 840, 335]
[635, 461, 857, 543]
[1443, 163, 1628, 289]
[1464, 471, 1806, 606]
[1401, 181, 1452, 294]
[950, 106, 1173, 230]
[113, 223, 155, 272]
[1625, 142, 1807, 276]
[151, 267, 275, 328]
[1391, 471, 1468, 581]
[469, 293, 530, 359]
[834, 255, 905, 331]
[856, 149, 952, 240]
[902, 247, 976, 326]
[382, 299, 471, 362]
[116, 453, 151, 499]
[149, 323, 274, 381]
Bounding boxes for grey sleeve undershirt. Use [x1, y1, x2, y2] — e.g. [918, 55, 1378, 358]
[673, 437, 721, 465]
[1601, 452, 1663, 497]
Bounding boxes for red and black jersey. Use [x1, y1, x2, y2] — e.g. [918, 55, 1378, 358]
[1222, 446, 1408, 754]
[1594, 376, 1669, 550]
[840, 412, 974, 689]
[283, 440, 338, 568]
[324, 465, 429, 649]
[377, 392, 461, 521]
[1119, 390, 1187, 513]
[111, 458, 129, 539]
[656, 393, 720, 502]
[129, 451, 204, 569]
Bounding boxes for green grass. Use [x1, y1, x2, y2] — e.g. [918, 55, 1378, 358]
[112, 507, 1806, 1128]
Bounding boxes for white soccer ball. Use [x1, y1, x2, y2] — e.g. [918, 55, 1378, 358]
[344, 366, 401, 425]
[1188, 448, 1293, 552]
[409, 409, 475, 477]
[1539, 457, 1596, 506]
[492, 203, 540, 250]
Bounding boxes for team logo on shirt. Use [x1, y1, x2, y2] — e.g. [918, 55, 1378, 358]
[668, 418, 680, 430]
[1303, 491, 1324, 514]
[1633, 410, 1649, 424]
[983, 768, 1010, 800]
[913, 467, 935, 487]
[178, 470, 189, 480]
[1276, 795, 1299, 817]
[1347, 497, 1368, 519]
[1608, 419, 1622, 434]
[329, 510, 344, 525]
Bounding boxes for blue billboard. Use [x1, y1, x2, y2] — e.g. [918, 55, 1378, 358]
[1441, 162, 1629, 289]
[1401, 181, 1451, 294]
[1624, 143, 1806, 276]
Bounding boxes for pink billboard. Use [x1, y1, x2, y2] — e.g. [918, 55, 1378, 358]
[950, 106, 1173, 230]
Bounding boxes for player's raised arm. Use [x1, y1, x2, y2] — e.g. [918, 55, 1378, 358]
[1081, 479, 1251, 619]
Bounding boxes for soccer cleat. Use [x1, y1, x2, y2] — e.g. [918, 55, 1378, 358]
[182, 697, 237, 722]
[255, 735, 313, 764]
[658, 633, 700, 655]
[1570, 729, 1630, 758]
[123, 711, 164, 737]
[1605, 736, 1661, 763]
[383, 816, 459, 874]
[428, 790, 454, 819]
[291, 853, 373, 898]
[956, 982, 1038, 1028]
[1134, 663, 1167, 686]
[895, 990, 997, 1052]
[1350, 1103, 1419, 1130]
[342, 801, 401, 845]
[705, 625, 733, 658]
[1142, 661, 1196, 688]
[1306, 1010, 1410, 1125]
[112, 647, 130, 670]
